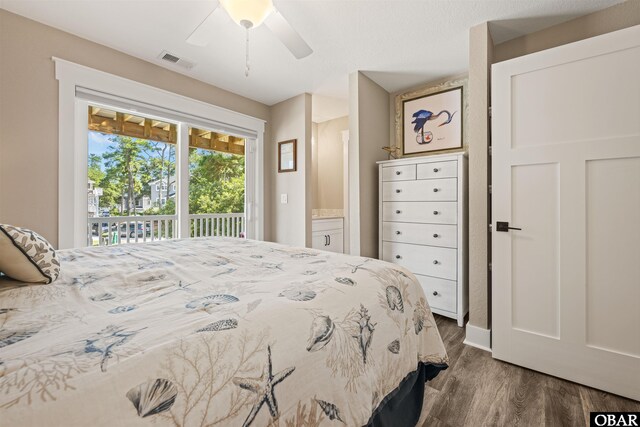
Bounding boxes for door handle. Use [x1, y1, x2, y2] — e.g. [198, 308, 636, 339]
[325, 235, 328, 246]
[496, 221, 522, 232]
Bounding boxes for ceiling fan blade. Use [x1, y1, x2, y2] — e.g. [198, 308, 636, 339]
[186, 1, 220, 47]
[264, 9, 313, 59]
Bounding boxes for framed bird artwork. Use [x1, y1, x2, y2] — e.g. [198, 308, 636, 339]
[396, 79, 466, 156]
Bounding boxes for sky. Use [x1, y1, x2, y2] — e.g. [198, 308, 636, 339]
[88, 131, 113, 162]
[88, 131, 235, 169]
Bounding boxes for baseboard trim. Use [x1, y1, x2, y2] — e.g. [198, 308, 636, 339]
[463, 323, 492, 352]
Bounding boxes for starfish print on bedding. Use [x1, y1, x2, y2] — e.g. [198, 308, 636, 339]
[233, 345, 295, 427]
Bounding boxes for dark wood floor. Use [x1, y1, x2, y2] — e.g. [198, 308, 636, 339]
[422, 315, 640, 427]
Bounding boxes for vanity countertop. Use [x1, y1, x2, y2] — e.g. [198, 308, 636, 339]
[312, 215, 343, 220]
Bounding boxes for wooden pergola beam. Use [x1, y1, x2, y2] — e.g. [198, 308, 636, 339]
[88, 113, 177, 144]
[87, 107, 244, 155]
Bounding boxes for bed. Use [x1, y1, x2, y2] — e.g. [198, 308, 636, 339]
[0, 237, 448, 426]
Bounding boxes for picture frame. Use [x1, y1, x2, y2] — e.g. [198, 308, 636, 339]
[278, 139, 297, 173]
[395, 77, 468, 157]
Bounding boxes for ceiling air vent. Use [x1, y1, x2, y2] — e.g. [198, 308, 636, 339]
[158, 51, 195, 70]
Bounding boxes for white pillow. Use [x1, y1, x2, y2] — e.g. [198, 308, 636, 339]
[0, 224, 60, 284]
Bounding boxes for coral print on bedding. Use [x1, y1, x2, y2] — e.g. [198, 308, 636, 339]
[0, 237, 447, 426]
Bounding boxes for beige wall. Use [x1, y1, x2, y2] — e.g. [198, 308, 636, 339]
[493, 0, 640, 63]
[349, 72, 389, 258]
[0, 10, 271, 247]
[314, 115, 348, 210]
[269, 94, 312, 247]
[467, 22, 493, 331]
[311, 122, 319, 209]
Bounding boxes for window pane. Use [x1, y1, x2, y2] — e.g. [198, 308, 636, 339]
[188, 127, 245, 238]
[87, 105, 177, 246]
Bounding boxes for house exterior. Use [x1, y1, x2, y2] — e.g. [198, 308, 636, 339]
[149, 176, 176, 207]
[87, 180, 102, 217]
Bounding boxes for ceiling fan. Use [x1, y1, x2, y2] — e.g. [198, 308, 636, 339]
[187, 0, 313, 75]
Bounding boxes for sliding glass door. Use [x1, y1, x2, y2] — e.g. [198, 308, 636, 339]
[85, 104, 251, 246]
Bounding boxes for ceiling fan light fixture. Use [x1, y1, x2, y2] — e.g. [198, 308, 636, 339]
[220, 0, 274, 28]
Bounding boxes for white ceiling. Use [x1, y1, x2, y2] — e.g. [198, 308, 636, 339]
[1, 0, 623, 106]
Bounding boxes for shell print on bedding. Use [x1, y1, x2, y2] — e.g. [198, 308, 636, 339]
[185, 294, 239, 309]
[196, 318, 238, 332]
[334, 277, 356, 286]
[412, 298, 432, 335]
[89, 293, 116, 302]
[353, 305, 376, 364]
[388, 339, 401, 354]
[314, 399, 345, 423]
[83, 325, 145, 372]
[385, 285, 404, 313]
[126, 378, 178, 418]
[306, 315, 335, 352]
[108, 305, 137, 314]
[233, 345, 295, 427]
[279, 288, 317, 301]
[0, 328, 40, 349]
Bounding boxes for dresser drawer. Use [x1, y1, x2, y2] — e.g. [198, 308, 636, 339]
[382, 242, 457, 280]
[382, 222, 457, 248]
[417, 160, 458, 179]
[382, 178, 457, 202]
[382, 164, 416, 181]
[382, 202, 457, 224]
[415, 274, 457, 313]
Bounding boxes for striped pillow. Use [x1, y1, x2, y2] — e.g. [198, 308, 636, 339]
[0, 224, 60, 284]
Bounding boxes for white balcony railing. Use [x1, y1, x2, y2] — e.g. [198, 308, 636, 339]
[190, 213, 245, 238]
[87, 213, 244, 246]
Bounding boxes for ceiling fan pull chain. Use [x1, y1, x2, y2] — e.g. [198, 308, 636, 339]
[245, 26, 250, 77]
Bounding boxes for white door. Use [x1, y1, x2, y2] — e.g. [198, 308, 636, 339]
[492, 25, 640, 400]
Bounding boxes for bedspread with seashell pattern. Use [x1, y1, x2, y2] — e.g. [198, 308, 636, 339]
[0, 237, 447, 426]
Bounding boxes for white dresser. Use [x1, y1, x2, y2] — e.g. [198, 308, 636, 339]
[312, 218, 344, 253]
[378, 153, 467, 326]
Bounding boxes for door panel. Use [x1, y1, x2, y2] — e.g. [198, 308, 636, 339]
[585, 157, 640, 357]
[492, 25, 640, 400]
[511, 163, 560, 338]
[510, 46, 640, 149]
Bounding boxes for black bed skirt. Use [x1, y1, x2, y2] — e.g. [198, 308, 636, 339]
[365, 363, 448, 427]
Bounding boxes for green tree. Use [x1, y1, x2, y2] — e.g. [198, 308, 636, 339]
[142, 141, 176, 200]
[189, 149, 245, 214]
[88, 154, 105, 184]
[102, 136, 152, 215]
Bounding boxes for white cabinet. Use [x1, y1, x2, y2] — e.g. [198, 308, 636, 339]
[312, 218, 343, 253]
[379, 153, 467, 326]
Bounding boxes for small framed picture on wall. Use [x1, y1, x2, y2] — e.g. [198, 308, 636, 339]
[402, 87, 462, 155]
[278, 139, 297, 172]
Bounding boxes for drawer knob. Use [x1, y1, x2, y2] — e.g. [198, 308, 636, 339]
[395, 231, 401, 235]
[395, 255, 402, 259]
[433, 211, 439, 215]
[396, 210, 402, 214]
[433, 168, 439, 173]
[395, 189, 402, 193]
[433, 188, 439, 192]
[433, 291, 438, 296]
[433, 233, 439, 238]
[396, 171, 401, 175]
[433, 260, 439, 265]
